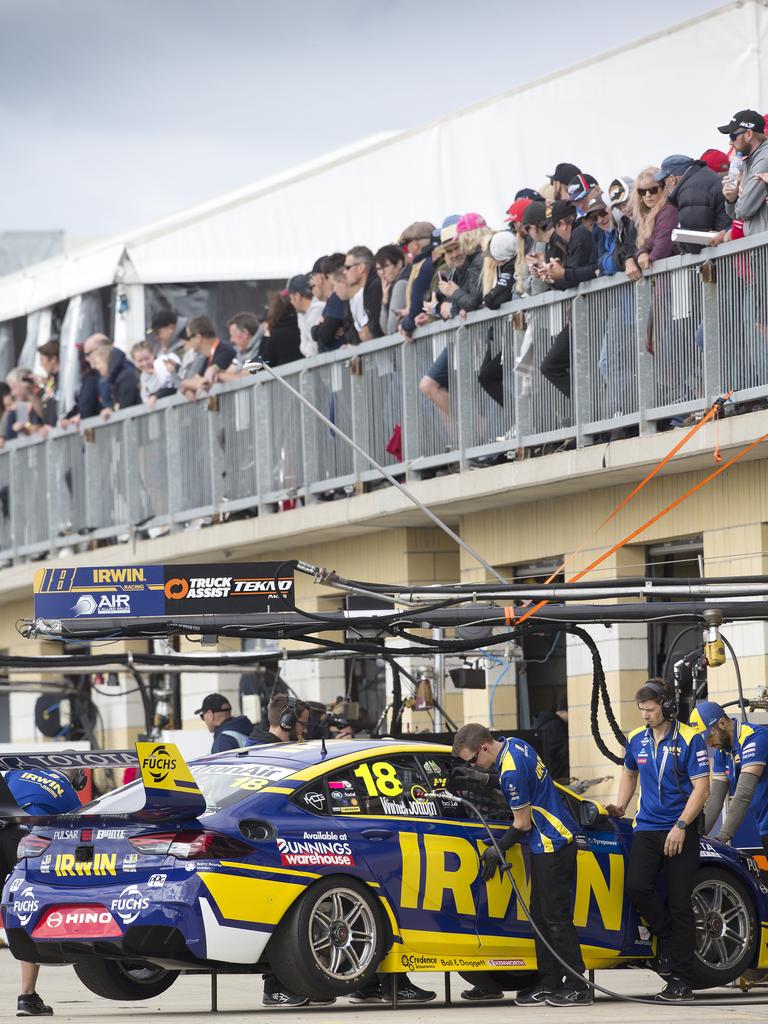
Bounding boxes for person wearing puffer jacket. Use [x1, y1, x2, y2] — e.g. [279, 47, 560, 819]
[660, 154, 731, 253]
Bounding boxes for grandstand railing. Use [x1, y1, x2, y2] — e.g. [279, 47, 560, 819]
[2, 233, 767, 562]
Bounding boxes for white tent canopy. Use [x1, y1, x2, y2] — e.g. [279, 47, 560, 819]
[1, 0, 766, 324]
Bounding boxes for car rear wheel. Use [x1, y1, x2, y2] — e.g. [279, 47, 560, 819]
[690, 867, 757, 988]
[268, 876, 387, 999]
[73, 959, 179, 1000]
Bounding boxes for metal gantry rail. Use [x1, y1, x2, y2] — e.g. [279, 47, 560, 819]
[2, 233, 767, 562]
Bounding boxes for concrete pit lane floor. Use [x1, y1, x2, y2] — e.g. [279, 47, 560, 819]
[3, 952, 768, 1021]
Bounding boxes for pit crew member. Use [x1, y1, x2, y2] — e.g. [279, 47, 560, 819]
[606, 679, 709, 1003]
[453, 723, 591, 1007]
[2, 764, 84, 1016]
[690, 700, 768, 850]
[195, 692, 254, 752]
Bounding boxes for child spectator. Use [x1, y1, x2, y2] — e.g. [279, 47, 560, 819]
[131, 341, 180, 408]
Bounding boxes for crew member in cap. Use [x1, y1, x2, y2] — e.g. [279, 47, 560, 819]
[195, 693, 254, 752]
[606, 679, 709, 1002]
[3, 762, 84, 1016]
[690, 700, 768, 850]
[718, 109, 768, 237]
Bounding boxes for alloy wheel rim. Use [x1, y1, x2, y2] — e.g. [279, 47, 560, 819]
[308, 888, 376, 979]
[692, 878, 751, 970]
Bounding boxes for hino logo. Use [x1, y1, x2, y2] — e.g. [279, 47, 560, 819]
[47, 911, 63, 929]
[110, 885, 150, 925]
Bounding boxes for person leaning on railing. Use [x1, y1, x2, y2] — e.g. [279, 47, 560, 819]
[632, 166, 677, 271]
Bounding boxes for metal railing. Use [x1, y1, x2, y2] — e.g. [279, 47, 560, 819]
[1, 232, 767, 562]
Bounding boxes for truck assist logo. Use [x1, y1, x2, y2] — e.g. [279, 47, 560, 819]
[164, 576, 293, 600]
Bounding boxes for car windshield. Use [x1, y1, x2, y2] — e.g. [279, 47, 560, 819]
[77, 762, 294, 816]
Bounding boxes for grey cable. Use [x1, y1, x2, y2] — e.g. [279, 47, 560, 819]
[246, 360, 506, 584]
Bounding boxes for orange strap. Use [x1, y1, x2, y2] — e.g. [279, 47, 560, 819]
[536, 394, 731, 592]
[513, 426, 768, 628]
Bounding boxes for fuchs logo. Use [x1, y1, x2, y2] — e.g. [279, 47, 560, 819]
[110, 885, 150, 925]
[142, 744, 176, 783]
[73, 594, 97, 616]
[13, 887, 39, 926]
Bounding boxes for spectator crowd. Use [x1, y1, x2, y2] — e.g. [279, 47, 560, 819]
[2, 108, 767, 462]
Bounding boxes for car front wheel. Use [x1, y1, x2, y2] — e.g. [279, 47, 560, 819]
[690, 867, 757, 988]
[268, 876, 387, 999]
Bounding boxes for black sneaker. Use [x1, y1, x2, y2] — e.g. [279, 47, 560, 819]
[17, 993, 54, 1016]
[461, 986, 504, 1001]
[514, 984, 552, 1005]
[394, 978, 436, 1003]
[650, 935, 673, 977]
[349, 980, 385, 1004]
[655, 978, 693, 1002]
[545, 987, 593, 1006]
[262, 976, 309, 1007]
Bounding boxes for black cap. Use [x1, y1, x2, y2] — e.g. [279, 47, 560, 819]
[287, 273, 312, 297]
[547, 162, 581, 185]
[717, 109, 765, 135]
[514, 187, 543, 202]
[150, 310, 178, 331]
[521, 200, 550, 227]
[194, 693, 232, 716]
[567, 173, 599, 201]
[550, 199, 577, 224]
[311, 255, 327, 275]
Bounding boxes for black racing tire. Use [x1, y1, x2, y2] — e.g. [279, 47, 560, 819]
[268, 875, 388, 999]
[73, 958, 180, 1000]
[690, 866, 758, 989]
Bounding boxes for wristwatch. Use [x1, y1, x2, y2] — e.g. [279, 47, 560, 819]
[675, 819, 687, 830]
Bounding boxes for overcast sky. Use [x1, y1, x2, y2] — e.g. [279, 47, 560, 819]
[0, 0, 725, 238]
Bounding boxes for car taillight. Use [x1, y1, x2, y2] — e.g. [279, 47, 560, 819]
[17, 835, 51, 859]
[129, 830, 252, 860]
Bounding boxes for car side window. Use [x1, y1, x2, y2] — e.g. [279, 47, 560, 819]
[417, 754, 470, 820]
[326, 756, 437, 819]
[424, 753, 512, 823]
[294, 781, 329, 816]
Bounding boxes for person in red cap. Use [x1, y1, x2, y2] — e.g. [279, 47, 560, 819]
[699, 149, 729, 177]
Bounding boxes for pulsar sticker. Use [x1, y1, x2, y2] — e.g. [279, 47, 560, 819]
[53, 829, 79, 840]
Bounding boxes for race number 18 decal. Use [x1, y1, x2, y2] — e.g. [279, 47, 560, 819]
[353, 762, 403, 797]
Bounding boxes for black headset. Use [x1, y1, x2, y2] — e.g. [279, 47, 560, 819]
[643, 679, 678, 720]
[279, 696, 298, 732]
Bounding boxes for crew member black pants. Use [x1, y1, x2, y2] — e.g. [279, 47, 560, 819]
[529, 841, 587, 991]
[625, 827, 699, 983]
[540, 323, 571, 399]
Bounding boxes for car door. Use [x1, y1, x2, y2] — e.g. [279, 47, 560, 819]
[325, 752, 481, 955]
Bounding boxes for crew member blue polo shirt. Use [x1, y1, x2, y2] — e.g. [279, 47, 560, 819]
[624, 721, 708, 830]
[495, 736, 578, 854]
[4, 769, 81, 815]
[712, 720, 768, 836]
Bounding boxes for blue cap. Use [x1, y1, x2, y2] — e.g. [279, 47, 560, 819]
[433, 214, 460, 239]
[654, 155, 693, 182]
[689, 700, 726, 736]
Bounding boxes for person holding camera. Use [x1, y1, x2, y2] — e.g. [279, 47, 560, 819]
[606, 680, 709, 1002]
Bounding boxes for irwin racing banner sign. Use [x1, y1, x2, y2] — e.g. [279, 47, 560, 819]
[33, 563, 295, 619]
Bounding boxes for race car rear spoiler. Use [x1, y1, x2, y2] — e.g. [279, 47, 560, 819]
[0, 742, 206, 824]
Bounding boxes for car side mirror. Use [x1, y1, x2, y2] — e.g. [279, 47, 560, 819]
[579, 801, 600, 829]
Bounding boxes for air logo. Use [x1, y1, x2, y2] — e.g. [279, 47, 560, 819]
[73, 594, 130, 616]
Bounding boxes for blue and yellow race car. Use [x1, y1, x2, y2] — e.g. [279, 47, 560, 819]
[2, 738, 767, 1001]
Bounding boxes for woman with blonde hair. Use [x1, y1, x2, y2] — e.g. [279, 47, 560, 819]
[632, 167, 677, 268]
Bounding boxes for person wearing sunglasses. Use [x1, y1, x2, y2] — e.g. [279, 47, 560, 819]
[655, 154, 732, 254]
[452, 724, 590, 1007]
[631, 167, 678, 271]
[718, 109, 768, 238]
